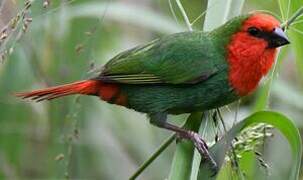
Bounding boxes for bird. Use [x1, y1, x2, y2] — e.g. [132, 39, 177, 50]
[15, 12, 290, 170]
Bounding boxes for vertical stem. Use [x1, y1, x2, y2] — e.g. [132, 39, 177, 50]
[176, 0, 193, 31]
[169, 113, 204, 180]
[129, 134, 176, 180]
[168, 0, 180, 25]
[227, 0, 245, 19]
[203, 0, 231, 31]
[281, 6, 303, 29]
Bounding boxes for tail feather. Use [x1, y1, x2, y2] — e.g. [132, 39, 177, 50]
[15, 80, 100, 101]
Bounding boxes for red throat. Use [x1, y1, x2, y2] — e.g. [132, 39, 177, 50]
[227, 13, 279, 96]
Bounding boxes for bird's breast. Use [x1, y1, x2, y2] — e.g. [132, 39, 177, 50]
[227, 33, 277, 96]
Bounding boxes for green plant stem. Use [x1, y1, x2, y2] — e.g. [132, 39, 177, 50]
[282, 6, 303, 29]
[176, 0, 193, 31]
[217, 109, 244, 179]
[129, 2, 194, 179]
[168, 0, 180, 25]
[129, 134, 176, 180]
[169, 113, 204, 180]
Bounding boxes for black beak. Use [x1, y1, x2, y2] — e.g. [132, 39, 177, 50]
[268, 27, 290, 48]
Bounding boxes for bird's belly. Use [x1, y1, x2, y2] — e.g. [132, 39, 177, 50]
[121, 72, 239, 114]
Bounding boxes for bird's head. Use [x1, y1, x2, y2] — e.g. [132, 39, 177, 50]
[240, 13, 289, 48]
[226, 13, 290, 96]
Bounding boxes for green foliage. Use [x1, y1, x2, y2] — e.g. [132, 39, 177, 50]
[200, 111, 302, 179]
[167, 1, 302, 180]
[0, 0, 303, 180]
[280, 0, 303, 79]
[169, 113, 203, 180]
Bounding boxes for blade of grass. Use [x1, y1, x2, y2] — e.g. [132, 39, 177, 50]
[226, 0, 245, 19]
[168, 0, 180, 26]
[175, 0, 193, 31]
[62, 2, 185, 34]
[198, 111, 302, 180]
[281, 6, 303, 28]
[168, 113, 203, 180]
[203, 0, 232, 31]
[170, 1, 245, 180]
[279, 1, 303, 81]
[129, 134, 175, 180]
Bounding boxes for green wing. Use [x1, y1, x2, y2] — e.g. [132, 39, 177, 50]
[98, 31, 224, 84]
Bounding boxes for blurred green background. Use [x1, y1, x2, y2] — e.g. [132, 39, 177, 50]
[0, 0, 302, 179]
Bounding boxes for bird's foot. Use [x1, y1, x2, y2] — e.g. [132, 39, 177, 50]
[148, 116, 218, 175]
[177, 131, 218, 174]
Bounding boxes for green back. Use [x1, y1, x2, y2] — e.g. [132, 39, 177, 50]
[97, 14, 249, 85]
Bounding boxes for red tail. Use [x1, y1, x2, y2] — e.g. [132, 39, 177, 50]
[15, 80, 100, 101]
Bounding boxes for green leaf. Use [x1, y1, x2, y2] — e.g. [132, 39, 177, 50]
[168, 112, 203, 180]
[203, 0, 245, 31]
[278, 0, 303, 79]
[198, 111, 302, 180]
[170, 1, 246, 179]
[65, 2, 185, 34]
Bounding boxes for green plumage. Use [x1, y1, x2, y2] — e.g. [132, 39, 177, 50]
[97, 14, 249, 114]
[16, 12, 289, 167]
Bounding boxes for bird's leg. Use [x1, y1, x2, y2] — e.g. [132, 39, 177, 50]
[149, 113, 218, 172]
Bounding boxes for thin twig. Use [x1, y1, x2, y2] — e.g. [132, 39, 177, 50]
[216, 109, 244, 179]
[129, 134, 176, 180]
[191, 12, 206, 26]
[175, 0, 192, 31]
[168, 0, 180, 25]
[0, 0, 77, 62]
[0, 1, 33, 60]
[286, 0, 292, 20]
[201, 111, 210, 137]
[191, 0, 226, 27]
[63, 1, 111, 177]
[278, 0, 286, 21]
[216, 109, 227, 132]
[282, 6, 303, 29]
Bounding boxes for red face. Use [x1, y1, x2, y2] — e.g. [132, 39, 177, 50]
[227, 13, 290, 96]
[241, 13, 289, 49]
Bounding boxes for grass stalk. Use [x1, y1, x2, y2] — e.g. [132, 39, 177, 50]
[129, 134, 175, 180]
[175, 0, 193, 31]
[282, 6, 303, 29]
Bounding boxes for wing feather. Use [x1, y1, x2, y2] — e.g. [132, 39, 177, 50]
[97, 31, 224, 84]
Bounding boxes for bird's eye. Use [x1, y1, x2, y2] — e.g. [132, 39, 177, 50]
[248, 27, 261, 36]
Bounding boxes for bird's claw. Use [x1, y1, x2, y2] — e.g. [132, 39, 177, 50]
[175, 130, 218, 175]
[190, 132, 219, 175]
